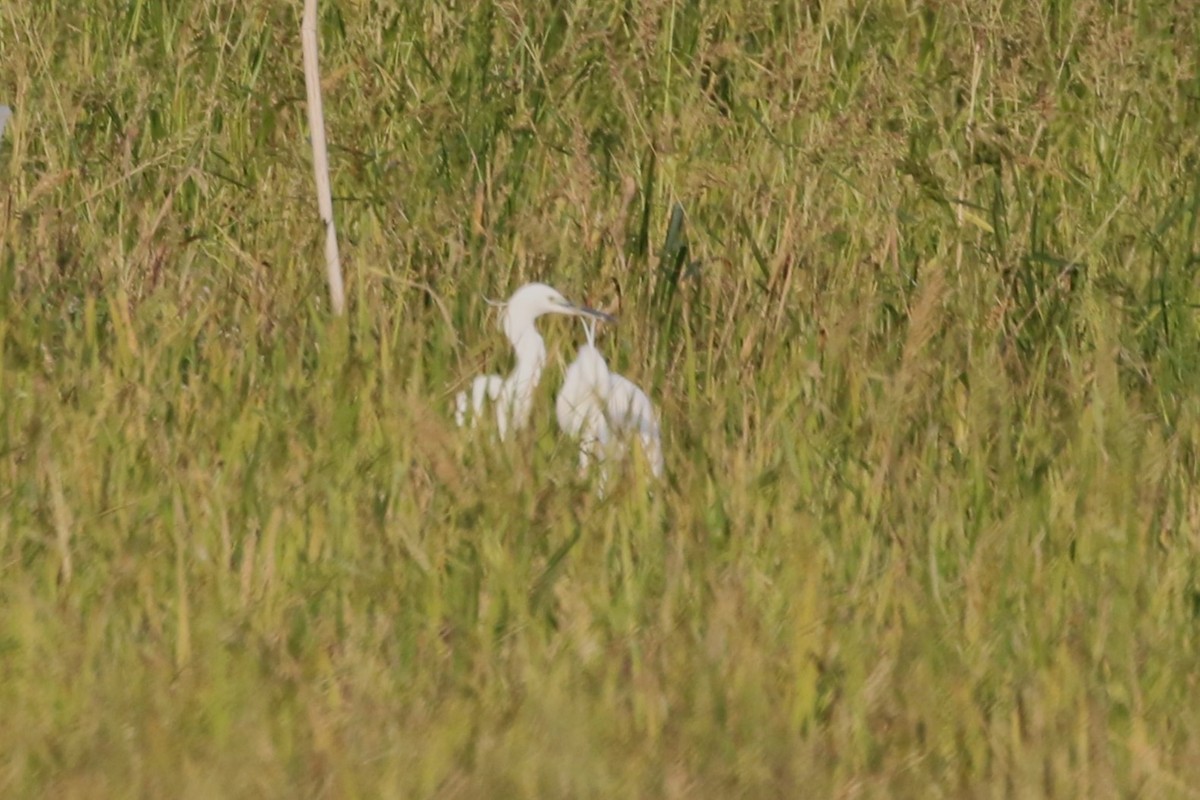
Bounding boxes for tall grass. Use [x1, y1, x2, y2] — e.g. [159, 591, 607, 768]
[2, 0, 1199, 796]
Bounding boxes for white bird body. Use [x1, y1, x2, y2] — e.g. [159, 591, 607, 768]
[455, 283, 612, 440]
[556, 319, 663, 480]
[604, 372, 665, 478]
[493, 320, 547, 440]
[555, 333, 613, 471]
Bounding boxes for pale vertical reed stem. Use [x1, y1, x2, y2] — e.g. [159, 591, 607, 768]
[301, 0, 346, 315]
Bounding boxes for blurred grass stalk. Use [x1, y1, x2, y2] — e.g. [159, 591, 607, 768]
[301, 0, 344, 315]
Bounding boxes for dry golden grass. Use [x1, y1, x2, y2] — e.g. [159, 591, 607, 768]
[2, 0, 1200, 796]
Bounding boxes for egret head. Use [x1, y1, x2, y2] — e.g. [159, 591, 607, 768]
[497, 282, 615, 343]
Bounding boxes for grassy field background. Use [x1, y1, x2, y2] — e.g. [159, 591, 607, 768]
[3, 0, 1200, 796]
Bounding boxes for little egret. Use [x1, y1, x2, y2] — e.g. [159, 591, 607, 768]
[555, 317, 613, 473]
[455, 282, 614, 440]
[556, 318, 664, 480]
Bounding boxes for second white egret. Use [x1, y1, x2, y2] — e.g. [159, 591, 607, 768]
[556, 317, 664, 480]
[555, 317, 613, 473]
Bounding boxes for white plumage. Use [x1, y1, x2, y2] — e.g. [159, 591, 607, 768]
[454, 283, 613, 440]
[556, 318, 663, 481]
